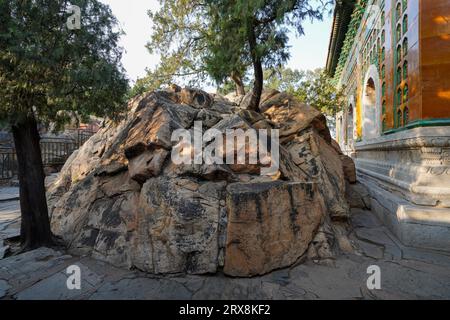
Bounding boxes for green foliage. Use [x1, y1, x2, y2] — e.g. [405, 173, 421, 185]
[216, 79, 239, 95]
[142, 0, 217, 92]
[333, 0, 369, 82]
[127, 77, 155, 100]
[0, 0, 129, 128]
[264, 66, 305, 93]
[264, 66, 344, 117]
[294, 68, 344, 116]
[204, 0, 329, 86]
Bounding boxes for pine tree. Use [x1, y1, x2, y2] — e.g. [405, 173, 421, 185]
[204, 0, 330, 110]
[0, 0, 128, 249]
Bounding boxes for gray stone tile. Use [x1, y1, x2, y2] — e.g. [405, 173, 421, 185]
[0, 247, 72, 284]
[351, 209, 382, 228]
[373, 260, 450, 299]
[0, 279, 10, 298]
[0, 200, 20, 242]
[15, 271, 95, 300]
[0, 241, 9, 260]
[400, 246, 450, 269]
[355, 240, 384, 259]
[354, 227, 403, 260]
[192, 276, 264, 300]
[288, 260, 365, 300]
[0, 188, 19, 201]
[89, 276, 192, 300]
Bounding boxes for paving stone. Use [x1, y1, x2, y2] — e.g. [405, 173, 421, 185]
[277, 284, 308, 300]
[401, 247, 450, 269]
[78, 257, 135, 282]
[266, 269, 290, 286]
[192, 277, 265, 300]
[351, 209, 382, 228]
[0, 201, 20, 217]
[15, 271, 94, 300]
[0, 200, 21, 242]
[0, 227, 20, 241]
[0, 188, 19, 202]
[90, 277, 192, 300]
[173, 276, 205, 294]
[0, 279, 10, 298]
[288, 260, 365, 300]
[260, 281, 286, 299]
[0, 243, 9, 260]
[375, 260, 450, 299]
[0, 247, 73, 287]
[355, 240, 385, 259]
[354, 227, 403, 260]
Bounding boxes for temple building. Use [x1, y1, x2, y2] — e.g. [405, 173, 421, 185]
[327, 0, 450, 251]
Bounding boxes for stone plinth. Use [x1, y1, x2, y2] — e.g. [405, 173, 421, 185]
[354, 126, 450, 252]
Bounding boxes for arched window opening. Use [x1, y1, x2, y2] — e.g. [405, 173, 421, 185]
[403, 84, 409, 102]
[346, 105, 354, 145]
[396, 23, 402, 40]
[397, 109, 403, 128]
[397, 88, 402, 105]
[403, 38, 408, 57]
[396, 44, 402, 61]
[396, 3, 402, 21]
[403, 0, 408, 12]
[403, 15, 408, 34]
[403, 61, 408, 80]
[363, 76, 380, 140]
[366, 78, 376, 106]
[396, 67, 402, 82]
[403, 106, 409, 126]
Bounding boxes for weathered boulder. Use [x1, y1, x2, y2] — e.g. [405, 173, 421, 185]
[133, 177, 226, 274]
[224, 181, 325, 277]
[341, 155, 357, 184]
[346, 181, 371, 210]
[179, 88, 213, 109]
[262, 94, 327, 142]
[128, 147, 169, 183]
[329, 139, 357, 184]
[48, 88, 351, 277]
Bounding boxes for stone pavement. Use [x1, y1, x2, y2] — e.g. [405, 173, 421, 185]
[1, 187, 450, 300]
[0, 187, 20, 259]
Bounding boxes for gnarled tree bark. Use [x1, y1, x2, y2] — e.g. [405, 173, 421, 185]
[11, 113, 53, 250]
[247, 22, 263, 112]
[231, 71, 246, 96]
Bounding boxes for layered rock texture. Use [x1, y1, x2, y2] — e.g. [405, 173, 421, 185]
[48, 87, 354, 277]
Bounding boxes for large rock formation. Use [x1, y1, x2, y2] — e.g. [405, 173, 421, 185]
[47, 87, 352, 277]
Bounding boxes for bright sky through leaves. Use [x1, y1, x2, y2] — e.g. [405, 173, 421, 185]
[100, 0, 332, 83]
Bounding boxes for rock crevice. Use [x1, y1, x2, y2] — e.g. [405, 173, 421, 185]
[48, 87, 353, 277]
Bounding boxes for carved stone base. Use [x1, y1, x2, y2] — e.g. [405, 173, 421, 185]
[352, 126, 450, 252]
[358, 172, 450, 252]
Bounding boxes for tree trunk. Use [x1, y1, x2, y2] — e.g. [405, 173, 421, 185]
[11, 114, 53, 250]
[247, 24, 263, 112]
[231, 71, 246, 96]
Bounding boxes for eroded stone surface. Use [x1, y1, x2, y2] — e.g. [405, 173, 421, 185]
[224, 182, 325, 277]
[48, 88, 353, 277]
